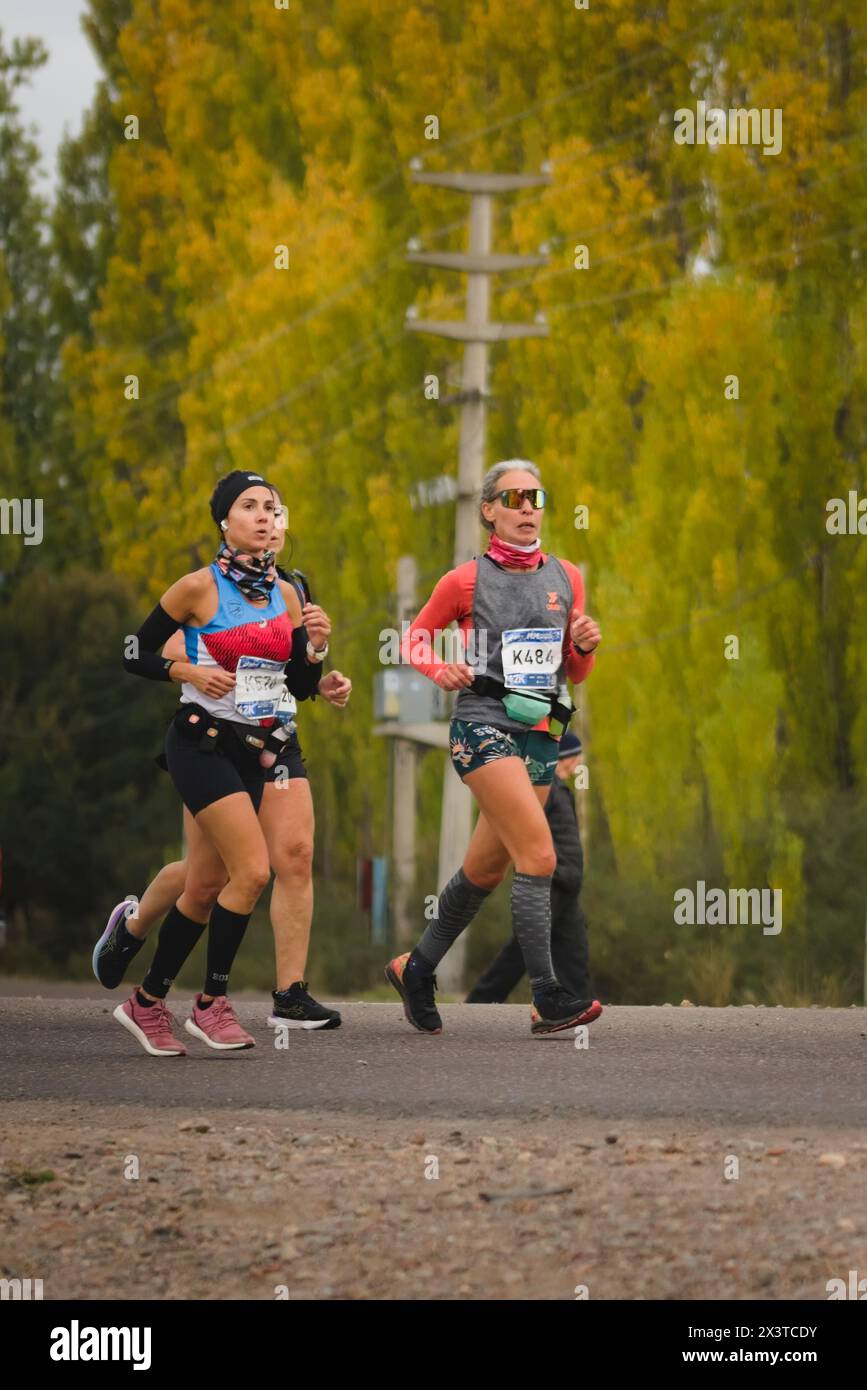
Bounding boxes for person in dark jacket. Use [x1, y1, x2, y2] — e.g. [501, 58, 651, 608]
[465, 731, 590, 1002]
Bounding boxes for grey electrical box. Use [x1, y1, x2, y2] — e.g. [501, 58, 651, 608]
[374, 668, 447, 722]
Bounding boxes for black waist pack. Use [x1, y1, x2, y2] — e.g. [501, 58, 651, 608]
[155, 703, 230, 769]
[174, 702, 222, 750]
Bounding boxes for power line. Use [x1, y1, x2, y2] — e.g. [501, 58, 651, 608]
[68, 0, 754, 374]
[495, 38, 867, 228]
[18, 210, 866, 578]
[40, 15, 864, 488]
[423, 0, 755, 162]
[542, 219, 866, 319]
[57, 126, 867, 496]
[489, 150, 867, 309]
[53, 140, 866, 519]
[600, 554, 819, 655]
[565, 124, 867, 244]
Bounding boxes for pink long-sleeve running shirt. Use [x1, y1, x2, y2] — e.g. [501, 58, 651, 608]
[400, 550, 595, 735]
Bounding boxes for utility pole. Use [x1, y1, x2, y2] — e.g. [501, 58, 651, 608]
[575, 561, 589, 866]
[392, 554, 418, 945]
[405, 168, 551, 993]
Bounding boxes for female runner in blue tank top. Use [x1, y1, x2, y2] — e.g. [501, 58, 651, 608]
[117, 471, 326, 1057]
[94, 489, 351, 1032]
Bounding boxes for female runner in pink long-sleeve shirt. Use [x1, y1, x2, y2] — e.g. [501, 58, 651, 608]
[385, 459, 603, 1037]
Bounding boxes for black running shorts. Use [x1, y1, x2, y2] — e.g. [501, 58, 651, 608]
[164, 720, 266, 817]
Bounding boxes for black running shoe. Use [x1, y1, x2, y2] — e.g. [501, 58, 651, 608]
[267, 981, 341, 1031]
[385, 950, 443, 1034]
[530, 986, 603, 1036]
[92, 899, 145, 989]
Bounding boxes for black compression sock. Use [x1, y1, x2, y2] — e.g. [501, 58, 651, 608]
[204, 902, 252, 997]
[135, 990, 155, 1008]
[141, 905, 207, 999]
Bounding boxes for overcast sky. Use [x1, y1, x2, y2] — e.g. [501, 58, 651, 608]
[3, 0, 101, 199]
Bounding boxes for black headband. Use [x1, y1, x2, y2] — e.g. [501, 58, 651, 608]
[210, 472, 276, 526]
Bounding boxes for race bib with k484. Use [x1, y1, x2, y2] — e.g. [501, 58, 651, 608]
[500, 627, 562, 690]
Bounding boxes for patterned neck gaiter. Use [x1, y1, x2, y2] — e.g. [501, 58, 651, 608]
[214, 542, 277, 600]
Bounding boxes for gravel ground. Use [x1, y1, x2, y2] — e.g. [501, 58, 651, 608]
[3, 1101, 866, 1301]
[3, 990, 866, 1301]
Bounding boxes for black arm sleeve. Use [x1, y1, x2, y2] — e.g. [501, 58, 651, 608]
[123, 603, 183, 682]
[285, 624, 322, 701]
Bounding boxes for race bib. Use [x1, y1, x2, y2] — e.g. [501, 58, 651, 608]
[501, 627, 562, 691]
[235, 656, 297, 721]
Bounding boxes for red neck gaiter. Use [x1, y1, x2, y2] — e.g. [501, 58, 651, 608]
[487, 533, 545, 570]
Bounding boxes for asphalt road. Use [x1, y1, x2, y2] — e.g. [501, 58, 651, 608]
[2, 994, 866, 1123]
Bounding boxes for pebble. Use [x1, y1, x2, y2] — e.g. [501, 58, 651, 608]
[818, 1153, 847, 1169]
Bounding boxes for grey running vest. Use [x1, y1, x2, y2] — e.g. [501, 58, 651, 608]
[454, 553, 574, 733]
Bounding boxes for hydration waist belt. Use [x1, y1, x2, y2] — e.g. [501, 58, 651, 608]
[469, 675, 574, 735]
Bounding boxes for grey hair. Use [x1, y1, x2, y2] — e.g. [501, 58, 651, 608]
[479, 459, 542, 532]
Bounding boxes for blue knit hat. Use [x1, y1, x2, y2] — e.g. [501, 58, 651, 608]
[557, 730, 583, 758]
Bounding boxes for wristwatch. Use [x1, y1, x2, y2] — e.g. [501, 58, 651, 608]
[306, 640, 328, 663]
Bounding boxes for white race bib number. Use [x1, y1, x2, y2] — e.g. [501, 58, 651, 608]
[235, 656, 297, 721]
[501, 627, 562, 691]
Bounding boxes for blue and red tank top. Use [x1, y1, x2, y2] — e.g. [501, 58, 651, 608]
[179, 563, 294, 725]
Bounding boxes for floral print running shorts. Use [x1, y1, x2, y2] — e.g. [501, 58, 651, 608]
[448, 718, 560, 786]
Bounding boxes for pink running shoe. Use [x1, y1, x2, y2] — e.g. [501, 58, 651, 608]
[113, 991, 187, 1057]
[184, 995, 255, 1050]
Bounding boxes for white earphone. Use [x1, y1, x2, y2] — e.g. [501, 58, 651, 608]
[220, 519, 228, 530]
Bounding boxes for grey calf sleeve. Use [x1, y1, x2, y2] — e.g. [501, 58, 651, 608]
[416, 868, 492, 968]
[511, 871, 557, 992]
